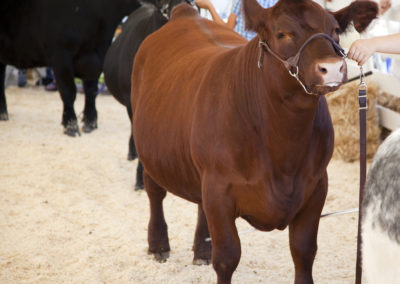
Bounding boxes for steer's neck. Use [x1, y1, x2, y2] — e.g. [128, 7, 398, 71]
[234, 38, 322, 170]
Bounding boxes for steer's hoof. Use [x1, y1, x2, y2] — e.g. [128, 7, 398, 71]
[64, 121, 81, 137]
[82, 120, 97, 133]
[152, 251, 170, 263]
[193, 258, 210, 265]
[0, 112, 9, 121]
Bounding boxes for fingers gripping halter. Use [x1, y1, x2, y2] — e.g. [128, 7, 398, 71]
[258, 33, 346, 95]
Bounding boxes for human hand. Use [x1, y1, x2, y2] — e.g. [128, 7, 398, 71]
[347, 38, 376, 66]
[379, 0, 391, 15]
[195, 0, 212, 10]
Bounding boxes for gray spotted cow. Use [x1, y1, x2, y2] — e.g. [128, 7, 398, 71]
[362, 128, 400, 283]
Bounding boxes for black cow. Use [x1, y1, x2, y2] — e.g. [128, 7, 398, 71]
[0, 0, 142, 136]
[104, 0, 192, 189]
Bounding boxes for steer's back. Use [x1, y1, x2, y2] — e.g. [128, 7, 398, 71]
[131, 4, 246, 200]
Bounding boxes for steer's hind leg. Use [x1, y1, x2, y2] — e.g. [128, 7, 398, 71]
[192, 204, 211, 265]
[289, 173, 328, 284]
[144, 171, 170, 262]
[52, 62, 80, 136]
[0, 63, 8, 120]
[82, 79, 98, 133]
[203, 178, 241, 284]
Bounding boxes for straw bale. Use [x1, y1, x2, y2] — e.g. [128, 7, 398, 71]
[326, 79, 380, 162]
[378, 92, 400, 112]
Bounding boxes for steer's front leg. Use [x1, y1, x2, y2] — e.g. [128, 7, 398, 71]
[202, 177, 241, 284]
[144, 171, 170, 262]
[192, 204, 211, 265]
[289, 173, 328, 284]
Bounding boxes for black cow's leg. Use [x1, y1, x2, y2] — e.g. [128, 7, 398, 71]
[192, 204, 211, 265]
[127, 103, 143, 190]
[82, 79, 98, 133]
[203, 178, 241, 284]
[144, 171, 170, 262]
[135, 161, 144, 190]
[127, 104, 137, 161]
[52, 64, 80, 136]
[128, 134, 136, 160]
[289, 172, 328, 284]
[0, 63, 8, 120]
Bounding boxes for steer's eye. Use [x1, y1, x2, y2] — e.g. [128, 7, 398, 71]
[276, 32, 286, 39]
[332, 27, 340, 42]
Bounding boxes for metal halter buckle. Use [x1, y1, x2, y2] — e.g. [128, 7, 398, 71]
[358, 66, 368, 110]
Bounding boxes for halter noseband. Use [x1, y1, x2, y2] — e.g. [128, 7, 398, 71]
[258, 33, 346, 95]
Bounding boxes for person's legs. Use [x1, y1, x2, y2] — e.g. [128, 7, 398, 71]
[18, 69, 27, 87]
[41, 67, 57, 91]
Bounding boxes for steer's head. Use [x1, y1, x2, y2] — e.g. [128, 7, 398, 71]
[244, 0, 378, 96]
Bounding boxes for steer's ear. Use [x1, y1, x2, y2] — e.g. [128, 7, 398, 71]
[243, 0, 265, 33]
[332, 0, 378, 33]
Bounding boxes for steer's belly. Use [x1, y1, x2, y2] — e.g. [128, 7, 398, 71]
[234, 176, 323, 231]
[241, 214, 285, 231]
[241, 212, 293, 231]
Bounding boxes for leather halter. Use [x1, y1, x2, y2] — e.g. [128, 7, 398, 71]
[258, 33, 346, 95]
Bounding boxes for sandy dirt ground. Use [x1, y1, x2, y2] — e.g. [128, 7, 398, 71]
[1, 86, 366, 283]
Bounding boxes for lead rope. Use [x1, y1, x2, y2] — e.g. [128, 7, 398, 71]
[355, 66, 368, 284]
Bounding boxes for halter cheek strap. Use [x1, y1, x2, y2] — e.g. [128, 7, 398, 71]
[258, 33, 346, 95]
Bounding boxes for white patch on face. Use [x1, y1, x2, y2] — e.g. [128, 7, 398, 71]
[315, 58, 345, 86]
[362, 204, 400, 284]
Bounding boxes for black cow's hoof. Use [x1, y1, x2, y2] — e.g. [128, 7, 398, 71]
[0, 112, 9, 121]
[152, 251, 170, 263]
[64, 120, 81, 137]
[82, 120, 97, 133]
[127, 151, 137, 161]
[134, 183, 144, 191]
[193, 258, 211, 265]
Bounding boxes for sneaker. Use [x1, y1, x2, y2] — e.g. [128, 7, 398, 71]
[45, 81, 58, 92]
[18, 69, 27, 87]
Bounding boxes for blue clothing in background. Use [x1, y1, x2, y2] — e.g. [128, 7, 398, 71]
[232, 0, 277, 40]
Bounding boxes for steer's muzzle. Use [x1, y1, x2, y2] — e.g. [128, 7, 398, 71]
[313, 57, 347, 94]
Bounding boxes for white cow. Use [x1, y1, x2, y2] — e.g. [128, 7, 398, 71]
[363, 128, 400, 283]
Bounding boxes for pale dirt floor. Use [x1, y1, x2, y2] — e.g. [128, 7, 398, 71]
[1, 86, 364, 283]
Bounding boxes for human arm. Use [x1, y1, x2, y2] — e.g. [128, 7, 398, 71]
[195, 0, 236, 28]
[347, 33, 400, 66]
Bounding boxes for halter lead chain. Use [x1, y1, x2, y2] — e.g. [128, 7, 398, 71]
[258, 33, 346, 96]
[358, 66, 368, 110]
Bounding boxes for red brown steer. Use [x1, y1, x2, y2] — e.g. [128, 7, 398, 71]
[131, 0, 377, 282]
